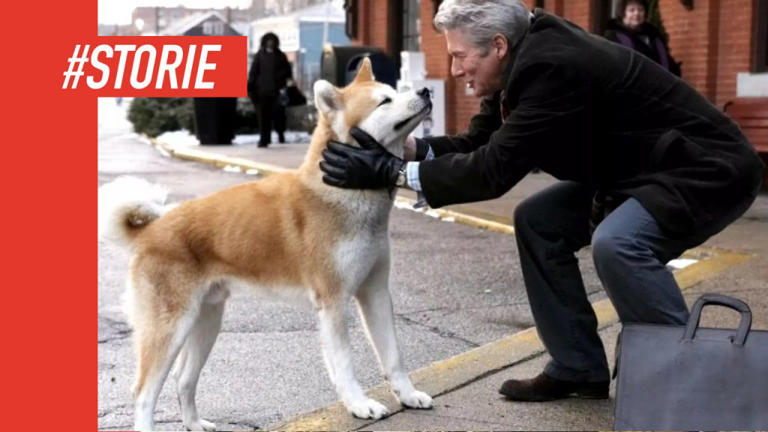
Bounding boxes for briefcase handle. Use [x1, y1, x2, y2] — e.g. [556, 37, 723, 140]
[683, 294, 752, 346]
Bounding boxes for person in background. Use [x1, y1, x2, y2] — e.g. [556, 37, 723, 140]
[248, 32, 293, 147]
[604, 0, 681, 76]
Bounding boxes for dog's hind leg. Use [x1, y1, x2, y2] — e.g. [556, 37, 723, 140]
[131, 279, 201, 432]
[172, 283, 228, 431]
[317, 301, 389, 420]
[354, 256, 433, 410]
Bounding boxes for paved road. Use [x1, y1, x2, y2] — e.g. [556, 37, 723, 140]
[97, 113, 608, 430]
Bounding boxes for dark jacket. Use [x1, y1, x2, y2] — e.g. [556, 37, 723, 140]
[604, 18, 680, 76]
[248, 33, 292, 98]
[418, 9, 764, 237]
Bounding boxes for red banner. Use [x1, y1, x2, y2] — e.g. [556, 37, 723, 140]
[60, 36, 247, 96]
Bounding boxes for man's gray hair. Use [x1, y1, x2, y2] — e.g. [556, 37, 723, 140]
[434, 0, 531, 54]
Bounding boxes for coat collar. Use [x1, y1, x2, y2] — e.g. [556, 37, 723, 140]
[500, 8, 540, 89]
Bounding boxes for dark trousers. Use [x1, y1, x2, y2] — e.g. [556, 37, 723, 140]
[513, 181, 753, 382]
[257, 94, 286, 145]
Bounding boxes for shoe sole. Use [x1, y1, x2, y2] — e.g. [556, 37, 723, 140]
[499, 390, 608, 402]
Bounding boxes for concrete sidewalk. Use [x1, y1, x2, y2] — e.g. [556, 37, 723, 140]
[154, 138, 768, 430]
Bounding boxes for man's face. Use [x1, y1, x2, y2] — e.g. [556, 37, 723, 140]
[445, 29, 506, 98]
[623, 3, 646, 30]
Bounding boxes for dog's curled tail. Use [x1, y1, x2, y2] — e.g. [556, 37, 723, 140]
[98, 176, 169, 248]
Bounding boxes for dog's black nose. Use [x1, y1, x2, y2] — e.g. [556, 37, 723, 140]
[417, 87, 431, 100]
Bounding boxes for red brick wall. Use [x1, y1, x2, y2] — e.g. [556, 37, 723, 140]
[545, 0, 753, 106]
[650, 0, 754, 105]
[352, 1, 389, 50]
[714, 0, 754, 105]
[420, 0, 482, 134]
[354, 0, 756, 133]
[562, 0, 591, 29]
[370, 2, 390, 50]
[660, 0, 720, 100]
[549, 0, 565, 16]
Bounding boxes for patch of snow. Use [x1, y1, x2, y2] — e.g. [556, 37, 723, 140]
[667, 258, 698, 269]
[157, 130, 199, 147]
[98, 97, 133, 132]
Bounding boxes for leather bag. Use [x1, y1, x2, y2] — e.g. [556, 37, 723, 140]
[614, 293, 768, 430]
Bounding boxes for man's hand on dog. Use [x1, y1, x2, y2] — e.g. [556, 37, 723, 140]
[320, 126, 406, 190]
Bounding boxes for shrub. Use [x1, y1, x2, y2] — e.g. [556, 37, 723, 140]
[128, 98, 195, 138]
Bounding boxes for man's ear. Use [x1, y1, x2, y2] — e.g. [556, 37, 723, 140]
[492, 33, 509, 59]
[313, 80, 341, 116]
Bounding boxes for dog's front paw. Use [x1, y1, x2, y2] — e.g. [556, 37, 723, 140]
[184, 418, 216, 431]
[347, 398, 389, 419]
[398, 390, 433, 409]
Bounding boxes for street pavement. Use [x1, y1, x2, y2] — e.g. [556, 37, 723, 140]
[97, 98, 768, 430]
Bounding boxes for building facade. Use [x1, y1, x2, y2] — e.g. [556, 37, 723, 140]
[346, 0, 768, 134]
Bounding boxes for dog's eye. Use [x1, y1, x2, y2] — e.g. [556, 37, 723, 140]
[378, 97, 392, 107]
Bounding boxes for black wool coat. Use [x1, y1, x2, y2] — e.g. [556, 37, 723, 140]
[248, 49, 292, 98]
[418, 9, 764, 237]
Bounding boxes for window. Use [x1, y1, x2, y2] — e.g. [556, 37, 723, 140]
[344, 0, 358, 39]
[403, 0, 421, 51]
[534, 0, 545, 8]
[755, 0, 768, 72]
[591, 0, 617, 35]
[202, 20, 224, 35]
[387, 1, 404, 62]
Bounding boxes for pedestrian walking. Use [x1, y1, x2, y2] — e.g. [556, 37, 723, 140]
[248, 32, 293, 147]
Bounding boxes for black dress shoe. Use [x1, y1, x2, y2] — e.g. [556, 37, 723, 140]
[499, 372, 608, 402]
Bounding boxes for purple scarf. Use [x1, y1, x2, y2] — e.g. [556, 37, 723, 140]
[615, 31, 671, 71]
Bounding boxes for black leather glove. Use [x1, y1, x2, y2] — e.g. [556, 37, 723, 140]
[320, 127, 406, 190]
[414, 137, 431, 161]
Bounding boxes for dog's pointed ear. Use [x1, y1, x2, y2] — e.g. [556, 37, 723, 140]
[313, 80, 341, 116]
[352, 57, 374, 84]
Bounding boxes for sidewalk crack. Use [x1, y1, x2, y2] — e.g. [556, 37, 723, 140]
[397, 315, 480, 347]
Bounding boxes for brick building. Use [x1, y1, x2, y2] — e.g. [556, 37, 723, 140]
[344, 0, 768, 134]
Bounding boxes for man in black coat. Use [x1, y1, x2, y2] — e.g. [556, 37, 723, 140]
[319, 0, 764, 401]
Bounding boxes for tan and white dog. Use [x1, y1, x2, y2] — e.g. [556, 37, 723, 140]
[98, 58, 433, 431]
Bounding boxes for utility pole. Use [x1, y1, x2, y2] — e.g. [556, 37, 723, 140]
[321, 0, 331, 45]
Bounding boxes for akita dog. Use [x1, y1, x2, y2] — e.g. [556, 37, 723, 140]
[98, 58, 433, 431]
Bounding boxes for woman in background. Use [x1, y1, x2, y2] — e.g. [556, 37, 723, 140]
[604, 0, 681, 76]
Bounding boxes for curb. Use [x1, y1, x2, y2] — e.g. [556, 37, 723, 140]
[148, 137, 289, 176]
[394, 196, 516, 235]
[149, 137, 514, 236]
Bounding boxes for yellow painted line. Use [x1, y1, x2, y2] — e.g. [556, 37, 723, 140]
[275, 248, 753, 431]
[149, 137, 289, 176]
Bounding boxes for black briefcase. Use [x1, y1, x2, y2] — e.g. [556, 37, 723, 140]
[614, 294, 768, 430]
